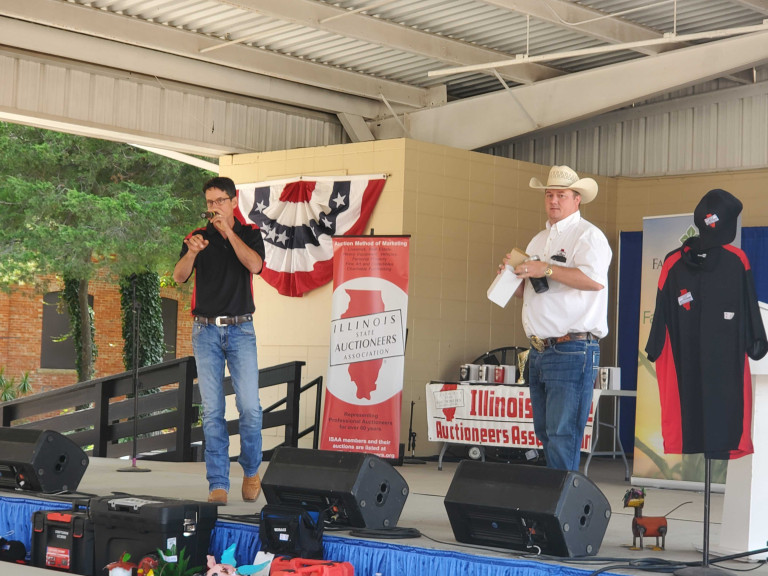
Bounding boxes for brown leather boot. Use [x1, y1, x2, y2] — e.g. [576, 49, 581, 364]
[242, 474, 261, 502]
[207, 488, 228, 504]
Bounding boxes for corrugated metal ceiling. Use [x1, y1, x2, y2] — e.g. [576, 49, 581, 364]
[3, 0, 768, 153]
[71, 0, 768, 99]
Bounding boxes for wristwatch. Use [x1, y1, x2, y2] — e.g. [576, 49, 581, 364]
[544, 265, 553, 277]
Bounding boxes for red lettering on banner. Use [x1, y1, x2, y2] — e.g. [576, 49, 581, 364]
[469, 388, 533, 419]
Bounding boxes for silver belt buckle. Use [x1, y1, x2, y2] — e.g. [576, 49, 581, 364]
[214, 316, 227, 327]
[530, 335, 545, 353]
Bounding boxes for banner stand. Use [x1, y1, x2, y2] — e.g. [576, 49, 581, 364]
[320, 235, 410, 460]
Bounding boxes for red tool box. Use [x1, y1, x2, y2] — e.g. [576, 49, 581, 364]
[270, 556, 354, 576]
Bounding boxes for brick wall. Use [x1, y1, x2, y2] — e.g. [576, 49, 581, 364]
[0, 274, 193, 394]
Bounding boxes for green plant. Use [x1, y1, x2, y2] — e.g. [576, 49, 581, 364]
[120, 271, 165, 370]
[0, 369, 32, 401]
[155, 545, 201, 576]
[62, 278, 97, 381]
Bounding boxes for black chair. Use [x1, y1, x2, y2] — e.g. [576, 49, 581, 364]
[472, 346, 528, 366]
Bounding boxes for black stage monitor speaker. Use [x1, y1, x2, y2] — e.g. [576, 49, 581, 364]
[444, 461, 611, 557]
[262, 447, 409, 529]
[0, 428, 89, 493]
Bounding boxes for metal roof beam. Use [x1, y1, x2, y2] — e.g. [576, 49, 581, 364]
[0, 110, 233, 157]
[337, 113, 375, 142]
[727, 0, 768, 15]
[222, 0, 565, 84]
[0, 0, 427, 113]
[370, 31, 768, 150]
[131, 145, 219, 173]
[0, 16, 388, 120]
[483, 0, 679, 56]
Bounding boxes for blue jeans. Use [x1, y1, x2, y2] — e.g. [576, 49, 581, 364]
[192, 320, 263, 492]
[527, 340, 599, 471]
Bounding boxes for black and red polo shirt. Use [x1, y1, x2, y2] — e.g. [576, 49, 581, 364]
[646, 237, 767, 459]
[179, 220, 265, 318]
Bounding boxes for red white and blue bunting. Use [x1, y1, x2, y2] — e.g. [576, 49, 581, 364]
[236, 174, 386, 297]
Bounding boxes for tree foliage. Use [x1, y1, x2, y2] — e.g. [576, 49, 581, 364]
[121, 272, 165, 370]
[0, 124, 209, 281]
[0, 122, 213, 379]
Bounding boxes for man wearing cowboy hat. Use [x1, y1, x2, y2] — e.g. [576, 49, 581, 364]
[502, 165, 612, 471]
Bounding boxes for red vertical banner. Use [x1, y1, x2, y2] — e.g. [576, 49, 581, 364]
[320, 236, 410, 459]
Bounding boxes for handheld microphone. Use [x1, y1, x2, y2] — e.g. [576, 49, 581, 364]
[200, 211, 217, 219]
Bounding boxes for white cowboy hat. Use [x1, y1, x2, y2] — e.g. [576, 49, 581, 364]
[529, 165, 598, 204]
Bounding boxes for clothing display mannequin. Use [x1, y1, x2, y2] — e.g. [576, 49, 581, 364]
[646, 189, 768, 574]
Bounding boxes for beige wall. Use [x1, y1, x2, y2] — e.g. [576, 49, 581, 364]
[221, 139, 767, 457]
[616, 169, 768, 231]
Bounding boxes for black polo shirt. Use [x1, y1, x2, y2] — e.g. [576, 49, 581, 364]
[179, 220, 265, 317]
[646, 239, 767, 459]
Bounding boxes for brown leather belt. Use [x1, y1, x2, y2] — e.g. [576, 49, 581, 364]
[194, 314, 253, 326]
[529, 332, 598, 352]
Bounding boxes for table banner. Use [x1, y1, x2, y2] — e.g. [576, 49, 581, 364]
[426, 383, 601, 452]
[320, 236, 410, 459]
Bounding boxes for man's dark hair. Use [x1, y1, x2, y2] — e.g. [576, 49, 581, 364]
[203, 176, 237, 198]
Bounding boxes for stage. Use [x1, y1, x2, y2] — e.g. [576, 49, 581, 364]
[0, 455, 746, 576]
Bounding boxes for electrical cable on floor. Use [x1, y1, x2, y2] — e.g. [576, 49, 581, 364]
[708, 562, 766, 573]
[422, 537, 767, 574]
[348, 527, 422, 539]
[0, 488, 98, 500]
[706, 546, 768, 564]
[586, 558, 690, 575]
[47, 490, 99, 501]
[575, 548, 768, 575]
[418, 532, 532, 557]
[321, 523, 347, 532]
[216, 513, 261, 525]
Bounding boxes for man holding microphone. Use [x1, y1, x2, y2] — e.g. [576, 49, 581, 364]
[174, 176, 266, 504]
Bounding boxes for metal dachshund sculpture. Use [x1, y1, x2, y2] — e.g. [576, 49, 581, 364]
[623, 487, 668, 551]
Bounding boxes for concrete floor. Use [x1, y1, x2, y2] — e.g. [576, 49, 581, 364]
[2, 454, 764, 576]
